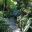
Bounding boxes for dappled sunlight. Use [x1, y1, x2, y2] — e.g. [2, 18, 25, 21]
[11, 0, 17, 5]
[13, 28, 21, 32]
[0, 0, 32, 32]
[12, 1, 17, 5]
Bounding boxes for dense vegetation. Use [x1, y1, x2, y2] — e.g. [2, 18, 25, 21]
[0, 0, 32, 32]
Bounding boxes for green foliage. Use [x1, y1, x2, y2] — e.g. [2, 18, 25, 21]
[0, 0, 32, 32]
[0, 0, 4, 5]
[0, 17, 9, 32]
[6, 0, 17, 10]
[0, 11, 3, 17]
